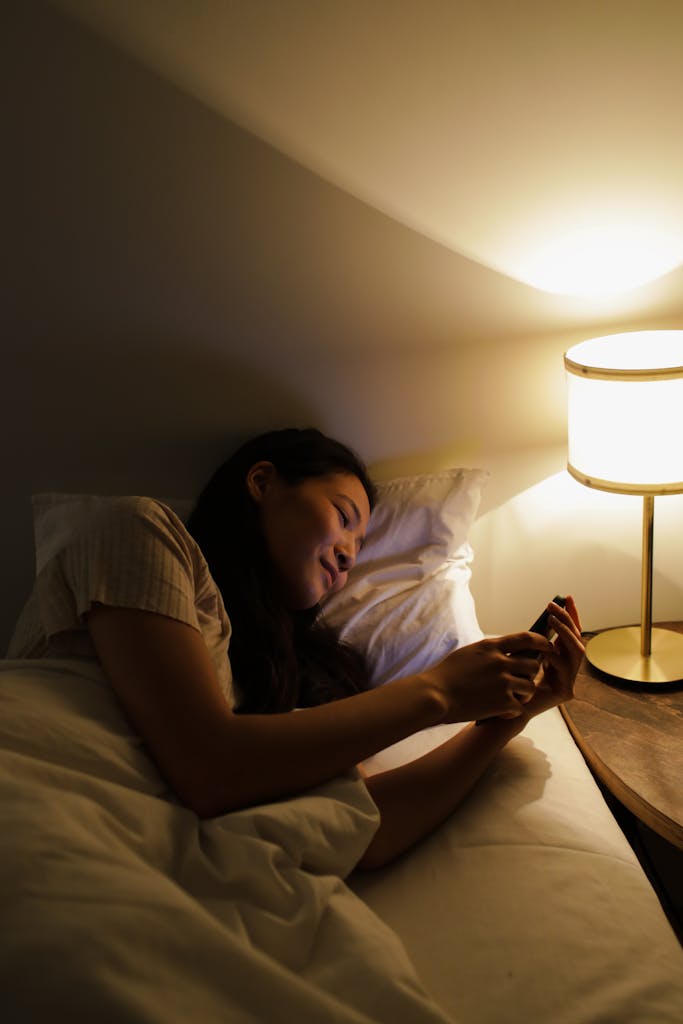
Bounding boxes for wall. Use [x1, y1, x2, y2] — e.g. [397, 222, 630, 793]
[3, 1, 683, 651]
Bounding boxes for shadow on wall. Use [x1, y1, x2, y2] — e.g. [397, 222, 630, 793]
[7, 3, 683, 649]
[7, 0, 657, 368]
[5, 337, 317, 496]
[0, 0, 576, 651]
[1, 340, 316, 654]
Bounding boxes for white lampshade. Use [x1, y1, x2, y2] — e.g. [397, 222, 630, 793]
[565, 331, 683, 495]
[564, 330, 683, 684]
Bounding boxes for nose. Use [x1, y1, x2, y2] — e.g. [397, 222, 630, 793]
[335, 543, 355, 573]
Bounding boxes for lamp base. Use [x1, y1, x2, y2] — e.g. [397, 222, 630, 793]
[585, 626, 683, 684]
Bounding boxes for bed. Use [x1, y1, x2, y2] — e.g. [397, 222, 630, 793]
[2, 470, 683, 1022]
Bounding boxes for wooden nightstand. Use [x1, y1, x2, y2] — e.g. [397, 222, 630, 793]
[560, 621, 683, 941]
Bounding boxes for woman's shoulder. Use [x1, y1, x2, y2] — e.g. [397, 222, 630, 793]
[9, 494, 214, 659]
[89, 494, 183, 522]
[30, 493, 202, 581]
[86, 495, 204, 569]
[77, 494, 191, 539]
[102, 495, 188, 530]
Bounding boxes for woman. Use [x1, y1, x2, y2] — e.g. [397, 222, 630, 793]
[9, 428, 584, 868]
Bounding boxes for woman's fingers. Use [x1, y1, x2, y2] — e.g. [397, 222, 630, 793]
[504, 632, 554, 657]
[547, 611, 585, 663]
[563, 594, 582, 633]
[549, 598, 583, 644]
[437, 605, 585, 724]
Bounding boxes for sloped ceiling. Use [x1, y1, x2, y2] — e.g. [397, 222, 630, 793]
[52, 0, 683, 315]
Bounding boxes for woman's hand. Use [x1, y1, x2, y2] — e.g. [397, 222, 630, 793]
[358, 598, 585, 868]
[497, 596, 584, 730]
[422, 630, 555, 724]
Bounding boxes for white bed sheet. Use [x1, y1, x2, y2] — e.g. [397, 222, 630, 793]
[352, 711, 683, 1022]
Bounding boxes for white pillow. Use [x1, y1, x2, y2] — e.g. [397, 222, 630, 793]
[321, 468, 489, 686]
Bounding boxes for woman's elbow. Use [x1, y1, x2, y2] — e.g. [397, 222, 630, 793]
[170, 773, 239, 819]
[354, 832, 394, 871]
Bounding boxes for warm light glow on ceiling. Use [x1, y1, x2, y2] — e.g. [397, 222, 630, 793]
[514, 223, 683, 297]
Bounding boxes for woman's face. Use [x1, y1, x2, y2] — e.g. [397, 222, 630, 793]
[247, 463, 371, 610]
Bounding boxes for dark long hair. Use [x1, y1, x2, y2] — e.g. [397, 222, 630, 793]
[186, 428, 377, 713]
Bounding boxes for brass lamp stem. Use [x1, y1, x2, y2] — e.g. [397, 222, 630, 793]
[640, 494, 654, 657]
[582, 488, 683, 684]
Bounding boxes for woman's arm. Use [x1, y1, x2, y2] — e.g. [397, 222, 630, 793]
[357, 717, 522, 868]
[87, 603, 553, 817]
[87, 604, 444, 816]
[357, 598, 584, 869]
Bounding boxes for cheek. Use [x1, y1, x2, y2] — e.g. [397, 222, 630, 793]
[308, 506, 339, 547]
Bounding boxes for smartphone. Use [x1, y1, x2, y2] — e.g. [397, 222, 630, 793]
[524, 595, 567, 657]
[475, 596, 567, 724]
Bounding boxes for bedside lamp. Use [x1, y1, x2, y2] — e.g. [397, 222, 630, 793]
[564, 330, 683, 684]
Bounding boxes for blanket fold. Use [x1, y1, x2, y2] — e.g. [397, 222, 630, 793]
[0, 658, 453, 1023]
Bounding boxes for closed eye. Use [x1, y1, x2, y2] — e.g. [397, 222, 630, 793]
[335, 505, 350, 527]
[333, 493, 365, 551]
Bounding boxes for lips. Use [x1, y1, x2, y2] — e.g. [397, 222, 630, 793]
[320, 558, 338, 590]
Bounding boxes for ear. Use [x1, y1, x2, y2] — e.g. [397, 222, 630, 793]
[246, 461, 277, 504]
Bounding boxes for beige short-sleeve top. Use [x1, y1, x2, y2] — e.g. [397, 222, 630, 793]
[7, 496, 234, 705]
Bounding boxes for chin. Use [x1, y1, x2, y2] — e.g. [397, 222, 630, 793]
[289, 600, 322, 615]
[286, 585, 325, 612]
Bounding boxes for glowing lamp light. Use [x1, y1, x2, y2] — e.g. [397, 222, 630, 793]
[564, 331, 683, 683]
[517, 224, 683, 297]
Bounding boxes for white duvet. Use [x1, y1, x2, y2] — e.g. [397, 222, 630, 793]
[3, 657, 683, 1024]
[0, 658, 452, 1023]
